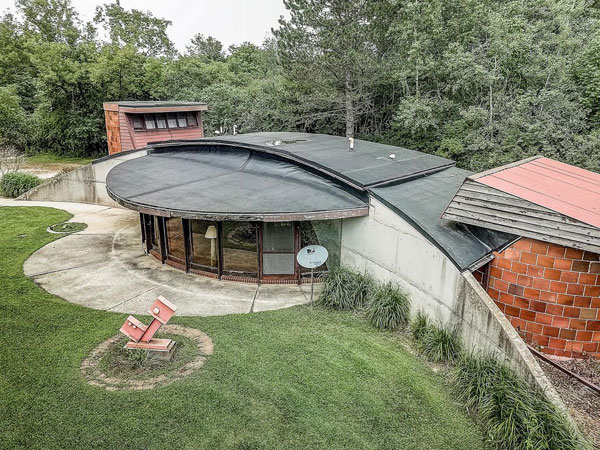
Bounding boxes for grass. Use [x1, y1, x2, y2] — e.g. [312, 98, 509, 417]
[0, 206, 487, 450]
[410, 314, 462, 363]
[99, 333, 198, 380]
[25, 153, 95, 166]
[454, 355, 587, 450]
[365, 282, 411, 330]
[316, 265, 374, 310]
[48, 221, 88, 233]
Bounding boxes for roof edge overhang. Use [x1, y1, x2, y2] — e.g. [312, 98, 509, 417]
[106, 185, 369, 222]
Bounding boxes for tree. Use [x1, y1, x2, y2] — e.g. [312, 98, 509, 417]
[275, 0, 388, 137]
[94, 0, 175, 57]
[186, 34, 224, 61]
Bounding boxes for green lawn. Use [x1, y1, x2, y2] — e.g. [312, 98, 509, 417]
[25, 153, 95, 166]
[0, 206, 486, 450]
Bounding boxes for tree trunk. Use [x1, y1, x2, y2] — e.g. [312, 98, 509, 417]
[345, 71, 354, 138]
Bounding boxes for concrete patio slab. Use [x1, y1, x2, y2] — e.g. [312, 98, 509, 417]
[2, 199, 309, 316]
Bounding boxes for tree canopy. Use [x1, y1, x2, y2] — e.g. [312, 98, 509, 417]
[0, 0, 598, 173]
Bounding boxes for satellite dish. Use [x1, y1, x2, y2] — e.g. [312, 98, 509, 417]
[297, 245, 328, 269]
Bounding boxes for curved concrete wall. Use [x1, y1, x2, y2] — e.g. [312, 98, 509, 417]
[341, 197, 563, 406]
[19, 150, 147, 205]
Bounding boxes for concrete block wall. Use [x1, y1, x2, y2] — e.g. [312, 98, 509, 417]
[488, 238, 600, 358]
[340, 198, 563, 402]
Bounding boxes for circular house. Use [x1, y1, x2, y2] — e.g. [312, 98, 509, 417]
[105, 140, 369, 283]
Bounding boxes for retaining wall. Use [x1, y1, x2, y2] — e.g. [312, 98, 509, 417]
[340, 197, 563, 405]
[18, 150, 147, 206]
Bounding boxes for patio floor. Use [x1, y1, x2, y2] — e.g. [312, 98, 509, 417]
[1, 198, 312, 316]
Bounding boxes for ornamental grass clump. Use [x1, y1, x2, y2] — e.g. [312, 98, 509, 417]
[365, 282, 410, 330]
[410, 313, 462, 363]
[454, 354, 587, 450]
[0, 172, 40, 197]
[317, 266, 374, 310]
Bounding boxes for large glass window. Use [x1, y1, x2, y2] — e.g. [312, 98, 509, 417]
[165, 218, 185, 262]
[222, 222, 258, 276]
[298, 220, 341, 273]
[262, 222, 295, 275]
[167, 113, 178, 128]
[152, 216, 161, 251]
[190, 220, 219, 272]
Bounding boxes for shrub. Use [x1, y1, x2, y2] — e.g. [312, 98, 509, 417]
[418, 323, 462, 363]
[365, 282, 410, 330]
[454, 354, 587, 450]
[317, 266, 374, 310]
[0, 172, 40, 197]
[410, 313, 462, 363]
[410, 311, 430, 341]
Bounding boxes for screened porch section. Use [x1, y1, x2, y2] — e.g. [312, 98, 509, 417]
[140, 214, 341, 283]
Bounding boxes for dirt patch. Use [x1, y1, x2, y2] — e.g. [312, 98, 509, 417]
[81, 325, 213, 391]
[537, 357, 600, 448]
[22, 163, 80, 180]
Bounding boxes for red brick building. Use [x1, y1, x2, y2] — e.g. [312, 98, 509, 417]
[443, 156, 600, 358]
[103, 101, 207, 155]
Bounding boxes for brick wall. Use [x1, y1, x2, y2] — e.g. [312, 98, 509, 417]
[487, 237, 600, 358]
[104, 110, 121, 155]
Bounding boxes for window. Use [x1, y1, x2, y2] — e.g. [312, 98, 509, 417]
[132, 115, 144, 130]
[190, 220, 219, 272]
[155, 114, 167, 129]
[298, 220, 341, 273]
[152, 216, 161, 251]
[165, 218, 185, 262]
[130, 112, 199, 130]
[144, 114, 156, 129]
[167, 113, 178, 128]
[177, 112, 188, 127]
[186, 112, 198, 127]
[222, 222, 258, 276]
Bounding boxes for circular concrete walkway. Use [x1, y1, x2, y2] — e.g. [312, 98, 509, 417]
[1, 198, 311, 316]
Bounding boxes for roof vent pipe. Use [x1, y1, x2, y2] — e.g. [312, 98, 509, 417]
[348, 137, 355, 152]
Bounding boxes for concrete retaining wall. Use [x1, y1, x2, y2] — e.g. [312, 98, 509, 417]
[19, 150, 147, 206]
[341, 197, 563, 405]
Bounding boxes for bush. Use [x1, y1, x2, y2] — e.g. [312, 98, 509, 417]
[365, 282, 410, 330]
[410, 311, 430, 341]
[419, 323, 462, 363]
[454, 354, 587, 450]
[0, 172, 41, 197]
[410, 313, 462, 363]
[317, 266, 374, 310]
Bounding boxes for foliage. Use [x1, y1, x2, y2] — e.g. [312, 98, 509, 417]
[48, 221, 87, 233]
[0, 171, 40, 197]
[418, 321, 462, 363]
[454, 354, 588, 450]
[0, 206, 486, 448]
[0, 86, 28, 149]
[0, 0, 599, 171]
[365, 282, 410, 330]
[317, 265, 374, 310]
[409, 311, 430, 341]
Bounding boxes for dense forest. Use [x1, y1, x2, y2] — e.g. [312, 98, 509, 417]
[1, 0, 600, 172]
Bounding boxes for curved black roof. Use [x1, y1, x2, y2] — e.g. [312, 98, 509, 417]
[106, 146, 369, 221]
[104, 132, 514, 270]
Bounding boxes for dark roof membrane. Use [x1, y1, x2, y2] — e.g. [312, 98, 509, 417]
[109, 101, 207, 108]
[106, 147, 368, 220]
[211, 132, 455, 188]
[371, 167, 515, 270]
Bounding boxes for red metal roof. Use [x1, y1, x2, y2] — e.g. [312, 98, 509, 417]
[474, 156, 600, 228]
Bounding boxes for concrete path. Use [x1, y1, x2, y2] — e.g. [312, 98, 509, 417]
[1, 198, 311, 316]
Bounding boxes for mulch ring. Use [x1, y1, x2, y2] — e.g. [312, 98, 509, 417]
[81, 324, 213, 391]
[538, 357, 600, 448]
